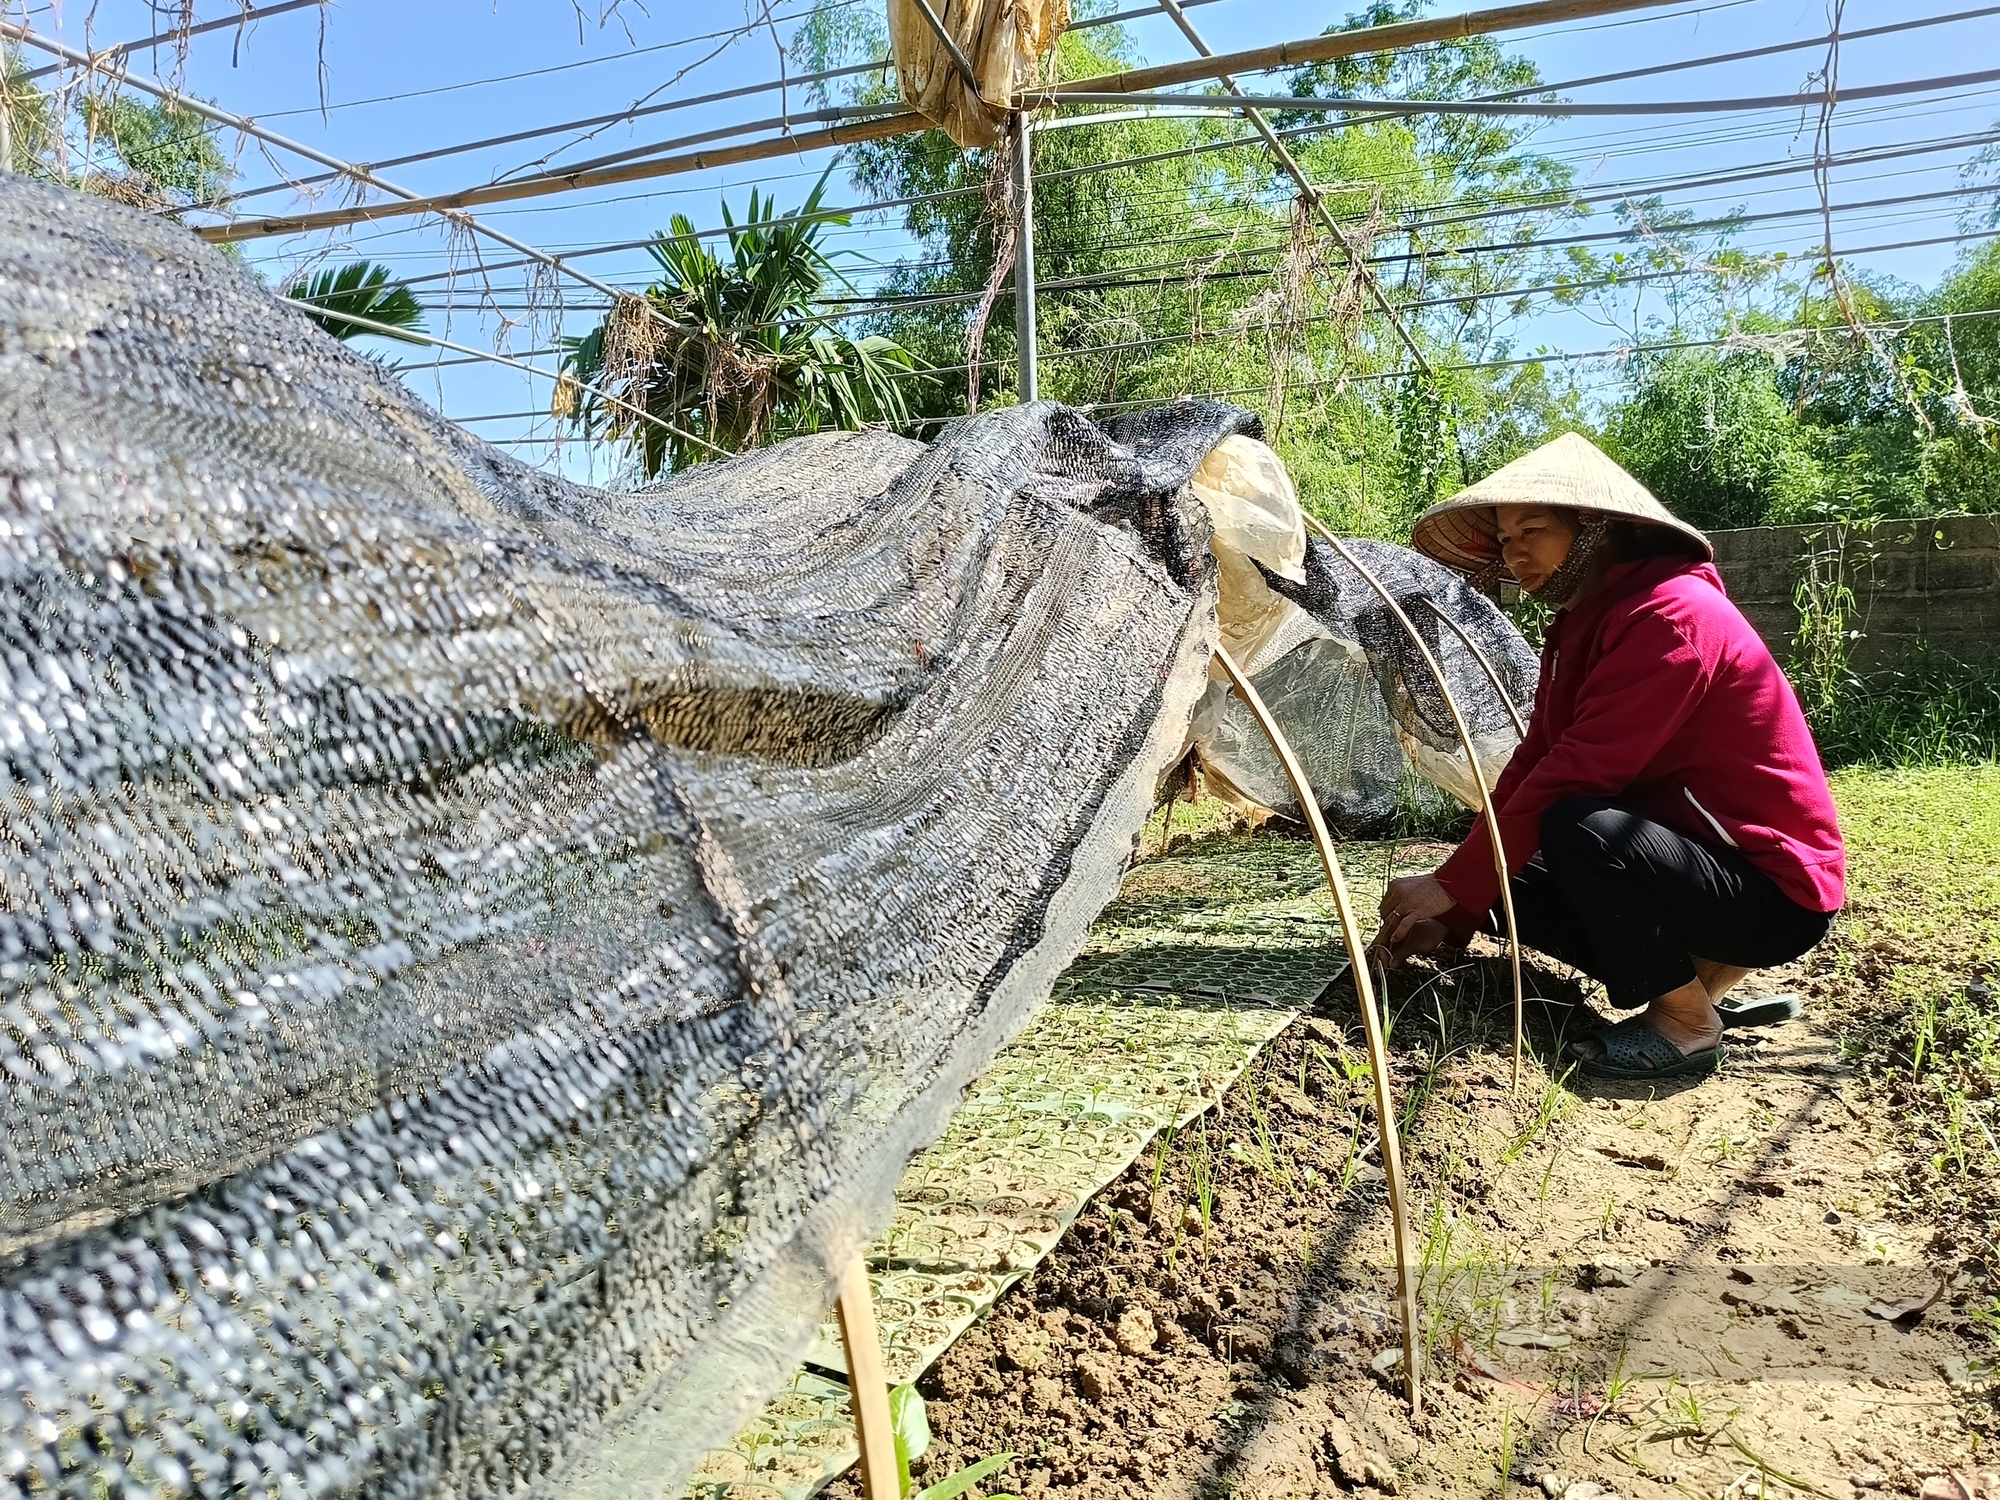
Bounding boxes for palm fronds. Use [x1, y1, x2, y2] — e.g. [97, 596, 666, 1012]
[286, 261, 427, 344]
[557, 171, 927, 475]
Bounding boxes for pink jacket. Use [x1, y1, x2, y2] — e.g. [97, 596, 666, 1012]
[1436, 556, 1846, 925]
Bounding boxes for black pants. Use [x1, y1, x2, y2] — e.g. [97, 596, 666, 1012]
[1484, 798, 1835, 1009]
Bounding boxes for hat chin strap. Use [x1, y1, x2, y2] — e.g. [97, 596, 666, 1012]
[1526, 514, 1611, 608]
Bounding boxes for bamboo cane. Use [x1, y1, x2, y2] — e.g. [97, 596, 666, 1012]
[835, 1259, 901, 1499]
[1213, 645, 1422, 1413]
[1301, 517, 1528, 1092]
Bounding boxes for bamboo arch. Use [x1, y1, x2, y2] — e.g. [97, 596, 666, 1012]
[1300, 517, 1529, 1092]
[1213, 646, 1424, 1414]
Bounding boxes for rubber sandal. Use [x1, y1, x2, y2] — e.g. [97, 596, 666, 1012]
[1575, 1015, 1725, 1081]
[1716, 993, 1803, 1030]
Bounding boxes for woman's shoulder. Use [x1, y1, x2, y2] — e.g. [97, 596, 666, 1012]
[1606, 558, 1734, 623]
[1604, 558, 1776, 666]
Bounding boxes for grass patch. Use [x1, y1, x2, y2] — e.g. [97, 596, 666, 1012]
[1805, 647, 2000, 769]
[1818, 764, 2000, 1264]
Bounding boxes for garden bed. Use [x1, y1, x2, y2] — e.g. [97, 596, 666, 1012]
[824, 767, 2000, 1500]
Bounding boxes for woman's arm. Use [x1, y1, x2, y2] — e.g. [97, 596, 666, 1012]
[1432, 605, 1709, 919]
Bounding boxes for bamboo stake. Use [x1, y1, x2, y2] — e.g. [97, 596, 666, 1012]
[1213, 645, 1422, 1414]
[835, 1259, 901, 1500]
[1419, 596, 1530, 741]
[1303, 517, 1528, 1091]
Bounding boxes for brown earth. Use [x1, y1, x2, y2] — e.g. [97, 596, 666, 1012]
[829, 942, 1997, 1500]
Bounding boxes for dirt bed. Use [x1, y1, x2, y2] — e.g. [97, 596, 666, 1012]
[830, 931, 1996, 1500]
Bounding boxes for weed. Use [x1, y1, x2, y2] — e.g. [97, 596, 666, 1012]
[1500, 1065, 1573, 1166]
[1913, 991, 1939, 1081]
[1188, 1117, 1216, 1258]
[1240, 1068, 1296, 1196]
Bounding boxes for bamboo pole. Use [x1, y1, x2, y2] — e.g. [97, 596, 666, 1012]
[1055, 0, 1682, 96]
[1213, 645, 1422, 1413]
[184, 0, 1684, 245]
[1420, 596, 1530, 740]
[835, 1259, 901, 1500]
[193, 113, 923, 243]
[1303, 518, 1528, 1091]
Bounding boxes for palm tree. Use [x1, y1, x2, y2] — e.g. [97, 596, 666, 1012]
[285, 261, 427, 344]
[556, 173, 923, 476]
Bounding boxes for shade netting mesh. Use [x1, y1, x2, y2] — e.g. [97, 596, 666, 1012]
[0, 179, 1236, 1500]
[0, 178, 1535, 1500]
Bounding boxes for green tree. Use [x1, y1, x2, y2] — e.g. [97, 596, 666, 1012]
[1, 52, 60, 175]
[284, 261, 428, 344]
[556, 175, 924, 476]
[0, 59, 231, 210]
[78, 94, 231, 210]
[1603, 350, 1832, 530]
[798, 0, 1585, 536]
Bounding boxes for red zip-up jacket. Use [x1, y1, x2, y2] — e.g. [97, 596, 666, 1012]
[1435, 555, 1846, 930]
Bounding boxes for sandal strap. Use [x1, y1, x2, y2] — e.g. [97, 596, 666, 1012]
[1597, 1016, 1692, 1073]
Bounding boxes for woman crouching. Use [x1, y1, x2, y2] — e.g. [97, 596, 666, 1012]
[1374, 433, 1845, 1080]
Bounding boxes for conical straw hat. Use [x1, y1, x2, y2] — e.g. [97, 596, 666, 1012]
[1410, 431, 1711, 574]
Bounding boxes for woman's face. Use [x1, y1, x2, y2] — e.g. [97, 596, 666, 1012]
[1493, 504, 1581, 594]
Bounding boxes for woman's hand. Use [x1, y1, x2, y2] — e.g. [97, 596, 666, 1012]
[1373, 875, 1456, 968]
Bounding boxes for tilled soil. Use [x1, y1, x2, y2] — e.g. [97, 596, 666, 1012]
[830, 944, 1996, 1500]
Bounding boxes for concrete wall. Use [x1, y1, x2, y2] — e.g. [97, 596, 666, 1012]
[1708, 514, 2000, 672]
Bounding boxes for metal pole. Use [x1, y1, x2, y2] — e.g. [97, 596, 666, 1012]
[1013, 114, 1039, 403]
[907, 0, 984, 97]
[1214, 646, 1422, 1413]
[1151, 0, 1432, 376]
[0, 19, 660, 328]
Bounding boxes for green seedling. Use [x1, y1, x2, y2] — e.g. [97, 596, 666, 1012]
[915, 1453, 1019, 1500]
[1536, 1145, 1560, 1201]
[891, 1387, 1022, 1500]
[1722, 1430, 1834, 1499]
[1149, 1123, 1177, 1196]
[1501, 1065, 1574, 1165]
[1336, 1113, 1365, 1194]
[891, 1383, 930, 1498]
[1498, 1404, 1515, 1498]
[1241, 1069, 1295, 1195]
[1188, 1118, 1216, 1257]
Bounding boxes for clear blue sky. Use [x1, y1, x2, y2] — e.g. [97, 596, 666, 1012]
[20, 0, 2000, 471]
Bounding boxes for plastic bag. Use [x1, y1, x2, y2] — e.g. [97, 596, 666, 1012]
[888, 0, 1068, 149]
